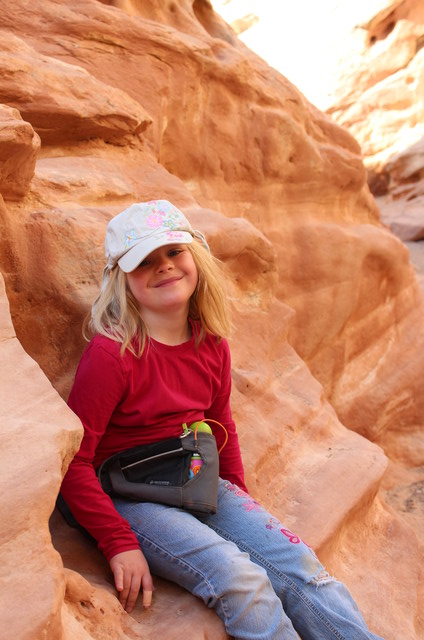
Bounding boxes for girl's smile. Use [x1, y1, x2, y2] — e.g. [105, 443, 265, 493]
[125, 244, 198, 315]
[153, 275, 183, 288]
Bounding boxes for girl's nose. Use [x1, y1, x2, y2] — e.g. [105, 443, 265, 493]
[157, 257, 173, 272]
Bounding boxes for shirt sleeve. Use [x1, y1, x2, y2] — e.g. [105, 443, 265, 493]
[205, 339, 248, 493]
[60, 339, 140, 561]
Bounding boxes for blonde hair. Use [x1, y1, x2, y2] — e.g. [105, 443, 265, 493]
[84, 240, 231, 356]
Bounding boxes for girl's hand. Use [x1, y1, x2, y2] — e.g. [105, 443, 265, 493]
[109, 549, 154, 613]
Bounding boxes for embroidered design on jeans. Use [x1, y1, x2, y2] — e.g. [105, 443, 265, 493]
[224, 481, 264, 512]
[265, 517, 310, 546]
[280, 528, 301, 544]
[265, 517, 281, 531]
[242, 499, 263, 512]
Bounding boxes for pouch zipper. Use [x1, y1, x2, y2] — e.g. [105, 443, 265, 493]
[121, 446, 184, 471]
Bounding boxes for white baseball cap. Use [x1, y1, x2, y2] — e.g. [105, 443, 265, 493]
[105, 200, 207, 273]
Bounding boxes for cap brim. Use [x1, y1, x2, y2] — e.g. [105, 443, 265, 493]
[117, 231, 194, 273]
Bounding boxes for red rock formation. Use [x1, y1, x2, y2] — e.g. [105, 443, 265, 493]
[0, 1, 423, 639]
[324, 1, 424, 242]
[327, 0, 424, 165]
[0, 105, 40, 199]
[0, 272, 81, 640]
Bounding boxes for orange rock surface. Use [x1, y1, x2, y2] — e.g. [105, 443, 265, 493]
[323, 0, 424, 243]
[0, 1, 423, 639]
[214, 0, 424, 245]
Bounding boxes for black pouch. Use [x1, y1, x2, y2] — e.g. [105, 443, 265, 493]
[96, 430, 219, 516]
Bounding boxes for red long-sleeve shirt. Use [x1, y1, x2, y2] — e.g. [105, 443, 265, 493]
[60, 326, 247, 561]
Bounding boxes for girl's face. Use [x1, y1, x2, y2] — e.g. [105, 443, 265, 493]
[125, 244, 198, 315]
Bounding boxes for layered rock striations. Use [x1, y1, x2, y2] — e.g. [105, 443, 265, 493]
[0, 1, 423, 639]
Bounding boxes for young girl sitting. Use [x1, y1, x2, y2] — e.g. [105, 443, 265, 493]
[60, 200, 384, 640]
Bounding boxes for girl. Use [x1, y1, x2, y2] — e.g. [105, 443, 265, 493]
[61, 200, 384, 640]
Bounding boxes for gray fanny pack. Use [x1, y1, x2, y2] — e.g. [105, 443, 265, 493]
[96, 429, 219, 516]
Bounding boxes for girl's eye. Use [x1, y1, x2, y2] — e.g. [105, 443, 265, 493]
[137, 247, 184, 268]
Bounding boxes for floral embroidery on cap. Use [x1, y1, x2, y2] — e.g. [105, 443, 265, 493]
[124, 229, 137, 248]
[146, 213, 164, 228]
[106, 200, 198, 271]
[145, 200, 185, 232]
[166, 231, 186, 240]
[163, 218, 180, 230]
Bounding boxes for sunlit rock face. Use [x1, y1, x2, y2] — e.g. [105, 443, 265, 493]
[319, 1, 424, 163]
[324, 0, 424, 244]
[213, 0, 424, 243]
[0, 1, 423, 639]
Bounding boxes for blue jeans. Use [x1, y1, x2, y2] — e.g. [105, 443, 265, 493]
[114, 479, 384, 640]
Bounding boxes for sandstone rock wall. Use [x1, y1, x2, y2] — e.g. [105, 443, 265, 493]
[213, 0, 424, 243]
[324, 0, 424, 243]
[0, 1, 423, 639]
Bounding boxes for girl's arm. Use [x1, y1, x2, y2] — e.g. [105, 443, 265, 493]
[109, 549, 154, 612]
[60, 339, 140, 560]
[61, 339, 154, 611]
